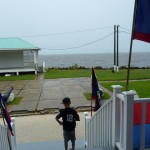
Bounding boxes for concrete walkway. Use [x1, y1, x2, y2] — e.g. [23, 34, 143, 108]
[0, 75, 92, 112]
[0, 112, 85, 144]
[18, 139, 85, 150]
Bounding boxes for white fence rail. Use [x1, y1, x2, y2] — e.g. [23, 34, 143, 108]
[0, 124, 10, 150]
[9, 118, 17, 150]
[84, 97, 113, 148]
[84, 85, 150, 150]
[115, 91, 150, 150]
[0, 118, 17, 150]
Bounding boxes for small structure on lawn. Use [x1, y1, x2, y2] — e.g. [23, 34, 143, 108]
[0, 38, 40, 75]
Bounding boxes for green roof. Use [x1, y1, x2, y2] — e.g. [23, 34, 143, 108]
[0, 38, 39, 50]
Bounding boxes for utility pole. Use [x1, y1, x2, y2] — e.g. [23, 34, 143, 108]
[114, 25, 116, 72]
[116, 25, 119, 72]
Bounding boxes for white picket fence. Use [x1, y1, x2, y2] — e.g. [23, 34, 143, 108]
[84, 85, 150, 150]
[0, 118, 17, 150]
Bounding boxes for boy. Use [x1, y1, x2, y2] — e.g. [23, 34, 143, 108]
[56, 97, 80, 150]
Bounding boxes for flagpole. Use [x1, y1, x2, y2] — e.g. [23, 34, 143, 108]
[126, 0, 138, 91]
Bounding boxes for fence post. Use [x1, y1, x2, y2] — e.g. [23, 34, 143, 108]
[122, 91, 135, 150]
[12, 117, 17, 150]
[111, 85, 122, 147]
[86, 116, 91, 147]
[83, 112, 89, 147]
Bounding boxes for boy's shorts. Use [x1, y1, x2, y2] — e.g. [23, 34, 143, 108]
[63, 130, 76, 142]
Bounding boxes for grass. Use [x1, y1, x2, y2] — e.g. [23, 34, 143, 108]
[0, 74, 36, 81]
[7, 97, 22, 105]
[83, 92, 92, 100]
[96, 69, 150, 81]
[101, 81, 150, 98]
[101, 92, 111, 100]
[45, 69, 91, 79]
[44, 69, 150, 81]
[83, 92, 111, 100]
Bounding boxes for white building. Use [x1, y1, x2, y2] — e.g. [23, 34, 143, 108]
[0, 38, 40, 75]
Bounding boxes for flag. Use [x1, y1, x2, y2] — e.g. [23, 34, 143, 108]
[133, 0, 150, 43]
[92, 68, 101, 111]
[126, 0, 150, 90]
[0, 94, 13, 136]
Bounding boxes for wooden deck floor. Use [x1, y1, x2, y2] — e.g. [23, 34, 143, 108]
[18, 139, 116, 150]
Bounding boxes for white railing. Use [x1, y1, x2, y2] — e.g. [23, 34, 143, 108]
[84, 97, 113, 148]
[114, 90, 150, 150]
[84, 85, 150, 150]
[0, 123, 10, 150]
[8, 118, 17, 150]
[0, 118, 17, 150]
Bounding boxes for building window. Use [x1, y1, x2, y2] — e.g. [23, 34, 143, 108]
[23, 50, 34, 67]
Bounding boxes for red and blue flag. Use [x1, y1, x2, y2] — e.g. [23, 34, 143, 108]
[133, 0, 150, 43]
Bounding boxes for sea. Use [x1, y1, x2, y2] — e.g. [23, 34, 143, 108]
[39, 52, 150, 68]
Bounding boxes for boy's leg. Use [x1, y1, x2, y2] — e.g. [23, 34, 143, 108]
[64, 140, 68, 150]
[70, 130, 76, 150]
[71, 140, 75, 150]
[63, 131, 69, 150]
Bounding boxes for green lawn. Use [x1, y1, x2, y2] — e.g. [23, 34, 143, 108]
[0, 74, 36, 81]
[45, 69, 91, 79]
[83, 92, 111, 100]
[83, 92, 92, 100]
[101, 81, 150, 98]
[7, 97, 22, 105]
[102, 92, 111, 100]
[44, 69, 150, 81]
[96, 69, 150, 81]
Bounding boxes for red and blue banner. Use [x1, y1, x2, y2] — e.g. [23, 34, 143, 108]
[133, 0, 150, 43]
[133, 103, 150, 149]
[92, 68, 101, 111]
[0, 94, 13, 136]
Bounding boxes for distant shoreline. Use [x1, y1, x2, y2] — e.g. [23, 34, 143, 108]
[39, 52, 150, 68]
[47, 65, 150, 70]
[39, 52, 150, 56]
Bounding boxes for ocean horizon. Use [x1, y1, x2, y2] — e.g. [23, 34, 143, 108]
[39, 52, 150, 68]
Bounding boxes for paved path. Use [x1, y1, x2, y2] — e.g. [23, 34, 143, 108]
[18, 141, 114, 150]
[0, 112, 86, 144]
[0, 75, 91, 112]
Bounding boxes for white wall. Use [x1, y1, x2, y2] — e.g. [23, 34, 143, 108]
[0, 51, 23, 68]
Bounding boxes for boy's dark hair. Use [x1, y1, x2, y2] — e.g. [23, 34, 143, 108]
[62, 97, 71, 104]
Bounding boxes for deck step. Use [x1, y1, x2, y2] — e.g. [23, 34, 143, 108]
[77, 146, 115, 150]
[18, 139, 115, 150]
[18, 139, 84, 150]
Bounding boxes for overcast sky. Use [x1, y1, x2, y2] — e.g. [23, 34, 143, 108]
[0, 0, 150, 54]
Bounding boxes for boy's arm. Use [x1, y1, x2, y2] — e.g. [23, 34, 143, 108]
[74, 110, 80, 121]
[55, 116, 63, 125]
[76, 113, 80, 121]
[56, 111, 63, 125]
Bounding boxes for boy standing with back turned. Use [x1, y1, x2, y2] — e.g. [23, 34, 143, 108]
[56, 97, 80, 150]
